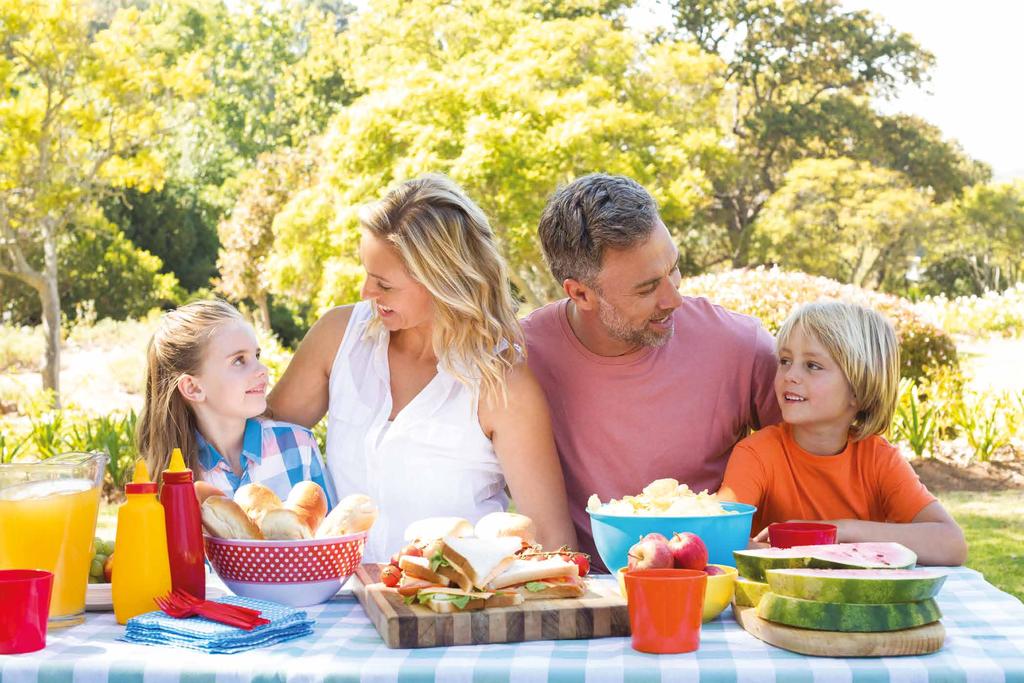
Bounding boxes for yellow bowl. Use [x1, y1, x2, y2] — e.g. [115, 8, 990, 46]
[617, 564, 738, 623]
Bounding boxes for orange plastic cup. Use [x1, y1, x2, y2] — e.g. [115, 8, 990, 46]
[768, 522, 837, 548]
[624, 568, 706, 654]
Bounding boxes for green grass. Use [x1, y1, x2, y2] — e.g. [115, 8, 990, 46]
[940, 490, 1024, 602]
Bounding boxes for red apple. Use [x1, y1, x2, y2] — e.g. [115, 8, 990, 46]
[668, 532, 708, 570]
[642, 532, 669, 544]
[627, 537, 674, 570]
[704, 565, 725, 576]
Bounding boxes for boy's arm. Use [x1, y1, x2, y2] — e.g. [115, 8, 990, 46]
[824, 503, 967, 566]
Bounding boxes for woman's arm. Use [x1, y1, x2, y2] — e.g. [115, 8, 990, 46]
[266, 305, 355, 429]
[757, 502, 967, 566]
[479, 362, 579, 553]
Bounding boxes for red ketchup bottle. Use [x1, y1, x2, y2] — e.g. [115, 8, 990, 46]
[161, 447, 206, 598]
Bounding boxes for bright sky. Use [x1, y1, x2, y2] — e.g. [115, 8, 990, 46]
[630, 1, 1024, 181]
[844, 0, 1024, 181]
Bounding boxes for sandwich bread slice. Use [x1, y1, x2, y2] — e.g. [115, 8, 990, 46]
[487, 557, 585, 599]
[442, 536, 522, 589]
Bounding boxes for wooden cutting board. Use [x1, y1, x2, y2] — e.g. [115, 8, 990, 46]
[733, 603, 945, 657]
[352, 564, 630, 648]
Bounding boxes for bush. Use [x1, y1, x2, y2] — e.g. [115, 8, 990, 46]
[678, 267, 959, 380]
[913, 284, 1024, 339]
[0, 324, 42, 372]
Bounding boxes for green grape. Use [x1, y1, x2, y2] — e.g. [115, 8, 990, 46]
[100, 540, 114, 556]
[90, 558, 104, 578]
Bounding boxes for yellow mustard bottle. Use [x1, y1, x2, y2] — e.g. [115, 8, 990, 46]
[112, 460, 173, 624]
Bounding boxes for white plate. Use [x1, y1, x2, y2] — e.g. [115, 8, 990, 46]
[85, 582, 226, 612]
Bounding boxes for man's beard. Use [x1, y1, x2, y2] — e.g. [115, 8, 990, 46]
[596, 297, 674, 349]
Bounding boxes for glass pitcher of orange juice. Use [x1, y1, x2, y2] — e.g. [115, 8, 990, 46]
[0, 451, 107, 628]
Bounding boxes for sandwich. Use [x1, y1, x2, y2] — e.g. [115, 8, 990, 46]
[411, 587, 523, 613]
[487, 557, 585, 599]
[441, 536, 522, 590]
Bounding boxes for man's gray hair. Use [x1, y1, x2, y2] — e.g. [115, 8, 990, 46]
[537, 173, 660, 285]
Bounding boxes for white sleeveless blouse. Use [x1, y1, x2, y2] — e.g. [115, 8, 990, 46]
[325, 301, 509, 562]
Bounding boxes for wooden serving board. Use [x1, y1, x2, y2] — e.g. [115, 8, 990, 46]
[733, 603, 945, 657]
[352, 564, 630, 648]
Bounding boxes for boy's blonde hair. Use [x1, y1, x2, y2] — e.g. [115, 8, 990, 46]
[137, 299, 244, 475]
[360, 173, 523, 405]
[776, 300, 900, 440]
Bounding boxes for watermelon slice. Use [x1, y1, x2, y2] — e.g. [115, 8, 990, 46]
[765, 568, 947, 604]
[734, 577, 770, 607]
[757, 592, 942, 632]
[734, 542, 917, 582]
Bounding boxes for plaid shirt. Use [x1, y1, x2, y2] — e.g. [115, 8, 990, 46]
[196, 417, 336, 509]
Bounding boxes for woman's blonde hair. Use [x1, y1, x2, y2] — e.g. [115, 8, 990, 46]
[361, 174, 523, 405]
[137, 299, 245, 475]
[776, 300, 900, 440]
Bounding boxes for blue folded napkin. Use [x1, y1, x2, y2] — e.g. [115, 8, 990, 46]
[122, 595, 315, 654]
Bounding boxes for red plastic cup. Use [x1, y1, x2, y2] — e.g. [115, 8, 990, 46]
[624, 568, 706, 654]
[0, 569, 53, 654]
[768, 522, 838, 548]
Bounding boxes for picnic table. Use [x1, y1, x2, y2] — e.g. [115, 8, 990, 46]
[2, 566, 1022, 683]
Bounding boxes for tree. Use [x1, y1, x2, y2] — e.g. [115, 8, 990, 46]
[216, 148, 316, 328]
[0, 0, 206, 404]
[669, 0, 972, 267]
[756, 158, 933, 290]
[269, 0, 728, 312]
[921, 181, 1024, 294]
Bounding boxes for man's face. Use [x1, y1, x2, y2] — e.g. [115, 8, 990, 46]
[591, 221, 683, 349]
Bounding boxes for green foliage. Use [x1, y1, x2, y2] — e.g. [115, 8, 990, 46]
[920, 181, 1024, 296]
[678, 267, 959, 380]
[892, 378, 939, 459]
[756, 158, 933, 290]
[0, 324, 42, 372]
[103, 183, 220, 292]
[1, 393, 139, 498]
[668, 0, 967, 266]
[951, 391, 1010, 464]
[914, 285, 1024, 339]
[272, 0, 727, 310]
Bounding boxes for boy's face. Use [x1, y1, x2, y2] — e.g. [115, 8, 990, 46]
[775, 323, 858, 439]
[187, 320, 269, 421]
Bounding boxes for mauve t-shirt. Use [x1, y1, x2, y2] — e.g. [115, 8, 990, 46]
[522, 297, 782, 569]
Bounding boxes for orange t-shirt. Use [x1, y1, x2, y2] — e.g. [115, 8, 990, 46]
[719, 423, 937, 536]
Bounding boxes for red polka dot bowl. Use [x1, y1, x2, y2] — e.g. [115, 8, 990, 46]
[204, 532, 367, 607]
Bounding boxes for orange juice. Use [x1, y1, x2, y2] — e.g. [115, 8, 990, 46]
[0, 479, 102, 627]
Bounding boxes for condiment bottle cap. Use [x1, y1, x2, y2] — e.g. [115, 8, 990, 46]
[125, 459, 158, 495]
[167, 448, 187, 472]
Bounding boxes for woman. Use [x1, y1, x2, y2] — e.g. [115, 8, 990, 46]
[267, 174, 578, 562]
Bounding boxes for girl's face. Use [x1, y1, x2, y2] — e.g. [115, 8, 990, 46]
[358, 230, 435, 333]
[775, 323, 859, 437]
[186, 320, 268, 420]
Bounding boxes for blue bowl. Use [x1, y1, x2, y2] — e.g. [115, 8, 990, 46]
[588, 501, 756, 572]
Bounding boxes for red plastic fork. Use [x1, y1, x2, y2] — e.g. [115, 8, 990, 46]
[154, 590, 270, 630]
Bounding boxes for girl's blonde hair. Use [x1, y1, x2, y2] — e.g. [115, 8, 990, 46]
[361, 174, 523, 405]
[137, 299, 244, 474]
[776, 300, 900, 440]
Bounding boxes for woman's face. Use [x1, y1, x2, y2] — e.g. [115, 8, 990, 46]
[359, 230, 435, 332]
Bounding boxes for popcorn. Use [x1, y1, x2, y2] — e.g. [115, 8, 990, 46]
[586, 478, 734, 516]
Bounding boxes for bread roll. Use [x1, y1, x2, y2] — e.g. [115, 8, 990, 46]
[403, 516, 474, 543]
[316, 493, 378, 538]
[261, 508, 313, 540]
[474, 511, 536, 544]
[194, 481, 228, 506]
[202, 496, 263, 540]
[234, 483, 282, 527]
[284, 481, 328, 533]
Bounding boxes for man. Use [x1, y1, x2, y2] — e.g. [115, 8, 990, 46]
[522, 174, 781, 569]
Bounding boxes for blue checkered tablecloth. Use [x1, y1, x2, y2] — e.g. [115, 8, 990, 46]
[2, 566, 1022, 683]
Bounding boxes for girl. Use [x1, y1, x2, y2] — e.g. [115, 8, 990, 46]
[719, 301, 966, 566]
[267, 174, 578, 562]
[137, 300, 335, 506]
